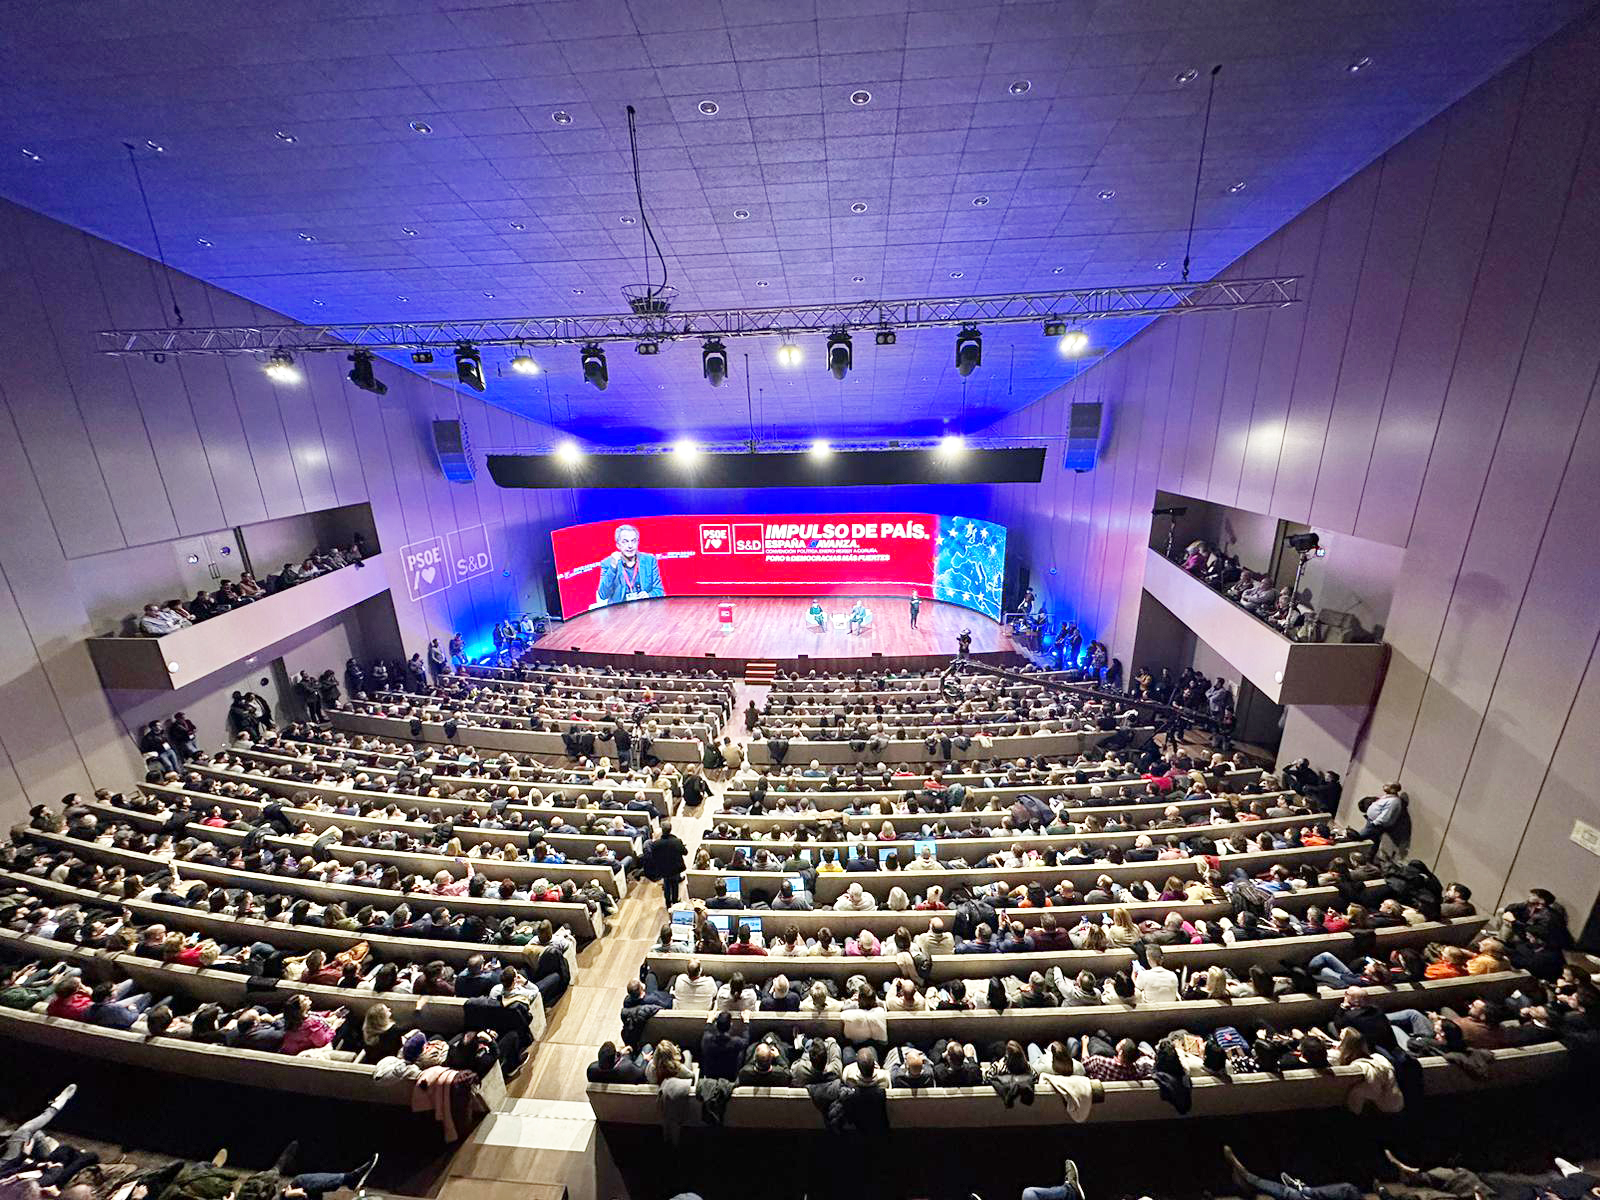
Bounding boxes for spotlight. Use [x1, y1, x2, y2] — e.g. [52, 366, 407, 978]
[263, 348, 298, 383]
[1286, 531, 1320, 553]
[874, 329, 896, 346]
[776, 341, 802, 368]
[581, 343, 608, 391]
[673, 439, 698, 463]
[347, 350, 387, 395]
[954, 325, 982, 377]
[410, 350, 434, 364]
[936, 434, 966, 458]
[1059, 329, 1089, 356]
[698, 338, 729, 387]
[635, 341, 660, 355]
[555, 440, 583, 466]
[826, 329, 852, 381]
[1042, 319, 1066, 337]
[455, 342, 486, 392]
[509, 355, 539, 375]
[810, 439, 832, 458]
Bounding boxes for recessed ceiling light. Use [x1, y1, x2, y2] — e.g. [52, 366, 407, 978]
[401, 226, 417, 236]
[619, 214, 636, 225]
[1227, 180, 1247, 194]
[1097, 189, 1116, 201]
[397, 295, 408, 302]
[849, 89, 872, 106]
[1175, 68, 1199, 85]
[733, 208, 750, 220]
[510, 221, 525, 231]
[1347, 55, 1372, 73]
[698, 99, 720, 115]
[571, 288, 585, 295]
[21, 148, 41, 161]
[145, 139, 165, 153]
[195, 237, 212, 247]
[551, 110, 573, 124]
[483, 291, 495, 298]
[1155, 260, 1168, 270]
[850, 201, 868, 213]
[1051, 267, 1064, 275]
[972, 195, 989, 206]
[274, 130, 297, 143]
[297, 231, 316, 242]
[949, 270, 964, 279]
[408, 120, 432, 134]
[1008, 79, 1032, 96]
[851, 275, 865, 283]
[311, 299, 324, 307]
[756, 280, 769, 287]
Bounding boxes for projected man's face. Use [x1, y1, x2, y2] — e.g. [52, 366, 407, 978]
[615, 527, 640, 562]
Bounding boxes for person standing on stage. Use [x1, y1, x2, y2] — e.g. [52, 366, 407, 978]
[807, 599, 826, 630]
[848, 599, 868, 635]
[909, 592, 921, 628]
[957, 629, 972, 659]
[596, 523, 665, 606]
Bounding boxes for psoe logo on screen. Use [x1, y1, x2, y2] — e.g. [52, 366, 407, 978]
[699, 523, 731, 553]
[733, 523, 763, 553]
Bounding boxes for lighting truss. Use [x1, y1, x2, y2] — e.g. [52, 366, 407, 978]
[96, 277, 1301, 356]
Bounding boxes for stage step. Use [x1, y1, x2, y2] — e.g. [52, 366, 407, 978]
[745, 661, 777, 684]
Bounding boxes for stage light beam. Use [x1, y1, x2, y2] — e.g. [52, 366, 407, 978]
[673, 439, 699, 464]
[555, 440, 583, 466]
[776, 341, 802, 368]
[936, 434, 966, 459]
[810, 439, 832, 459]
[510, 355, 540, 375]
[263, 348, 299, 383]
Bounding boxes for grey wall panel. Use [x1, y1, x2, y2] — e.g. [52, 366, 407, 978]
[165, 275, 271, 528]
[208, 293, 304, 519]
[17, 213, 180, 549]
[1346, 43, 1600, 811]
[1207, 241, 1281, 508]
[305, 360, 368, 509]
[90, 243, 228, 538]
[1178, 311, 1236, 500]
[1236, 207, 1325, 518]
[1308, 121, 1443, 536]
[1500, 634, 1600, 912]
[1352, 69, 1526, 548]
[274, 353, 340, 513]
[1269, 172, 1380, 524]
[0, 206, 123, 558]
[1434, 382, 1600, 899]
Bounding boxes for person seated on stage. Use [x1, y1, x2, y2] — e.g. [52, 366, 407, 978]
[807, 599, 826, 630]
[848, 600, 868, 635]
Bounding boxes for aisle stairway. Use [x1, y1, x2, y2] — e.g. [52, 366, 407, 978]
[744, 661, 776, 684]
[440, 698, 745, 1200]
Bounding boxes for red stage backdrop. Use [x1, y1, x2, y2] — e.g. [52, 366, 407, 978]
[550, 513, 1006, 619]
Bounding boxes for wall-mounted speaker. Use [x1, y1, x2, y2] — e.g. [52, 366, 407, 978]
[432, 419, 475, 482]
[1062, 401, 1104, 473]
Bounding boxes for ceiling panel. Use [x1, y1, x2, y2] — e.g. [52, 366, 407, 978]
[0, 0, 1586, 443]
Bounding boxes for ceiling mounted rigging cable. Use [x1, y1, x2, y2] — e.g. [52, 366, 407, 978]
[1182, 64, 1223, 283]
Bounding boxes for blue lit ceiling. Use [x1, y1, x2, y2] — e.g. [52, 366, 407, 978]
[0, 0, 1586, 444]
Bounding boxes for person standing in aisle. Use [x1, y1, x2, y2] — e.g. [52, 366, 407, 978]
[909, 592, 921, 628]
[648, 819, 688, 907]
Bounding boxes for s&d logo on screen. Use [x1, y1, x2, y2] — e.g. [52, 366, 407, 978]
[699, 523, 731, 553]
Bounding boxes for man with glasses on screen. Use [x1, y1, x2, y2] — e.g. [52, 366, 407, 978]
[595, 523, 664, 606]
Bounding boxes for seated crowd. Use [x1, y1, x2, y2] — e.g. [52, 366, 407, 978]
[135, 537, 370, 637]
[2, 1086, 383, 1200]
[1175, 539, 1314, 640]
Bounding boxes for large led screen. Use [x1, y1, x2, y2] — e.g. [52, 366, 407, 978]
[551, 513, 1006, 619]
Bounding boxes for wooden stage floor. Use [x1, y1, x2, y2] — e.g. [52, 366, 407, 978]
[533, 595, 1011, 664]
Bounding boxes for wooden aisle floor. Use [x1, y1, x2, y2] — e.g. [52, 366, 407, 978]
[436, 686, 762, 1200]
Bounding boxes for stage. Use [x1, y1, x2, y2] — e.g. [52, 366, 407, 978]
[527, 595, 1017, 673]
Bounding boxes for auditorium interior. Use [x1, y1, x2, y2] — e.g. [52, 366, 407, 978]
[3, 3, 1600, 1200]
